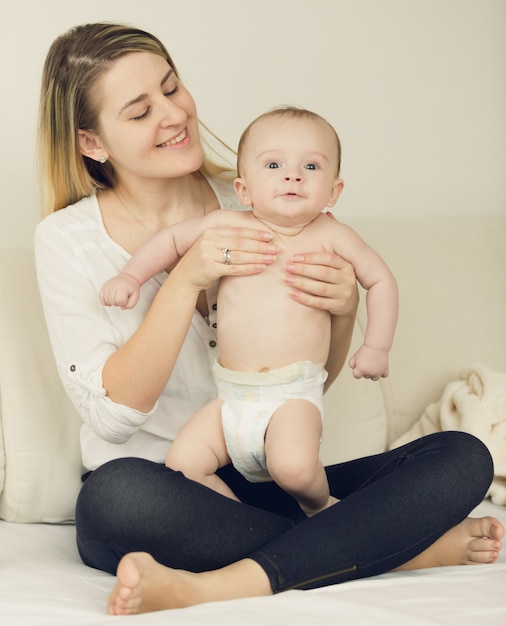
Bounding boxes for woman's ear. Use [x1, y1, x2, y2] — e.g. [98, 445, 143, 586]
[233, 178, 252, 206]
[77, 129, 108, 163]
[327, 178, 344, 208]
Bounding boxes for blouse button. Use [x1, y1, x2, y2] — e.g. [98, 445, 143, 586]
[212, 323, 217, 329]
[209, 340, 217, 348]
[70, 364, 76, 372]
[212, 304, 217, 311]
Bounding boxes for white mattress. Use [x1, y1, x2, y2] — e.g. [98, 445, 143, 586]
[1, 499, 505, 626]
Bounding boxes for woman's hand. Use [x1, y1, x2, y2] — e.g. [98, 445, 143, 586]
[175, 226, 278, 291]
[284, 212, 358, 316]
[283, 215, 360, 391]
[285, 251, 358, 316]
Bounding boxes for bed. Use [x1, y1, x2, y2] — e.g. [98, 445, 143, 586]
[1, 215, 505, 624]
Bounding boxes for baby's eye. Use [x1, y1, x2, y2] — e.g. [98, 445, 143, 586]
[304, 163, 318, 170]
[266, 162, 280, 169]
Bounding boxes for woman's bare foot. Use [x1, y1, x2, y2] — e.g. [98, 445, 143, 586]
[396, 516, 504, 571]
[108, 553, 271, 616]
[108, 515, 504, 615]
[108, 553, 170, 615]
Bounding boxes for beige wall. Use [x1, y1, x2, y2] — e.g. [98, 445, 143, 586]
[1, 0, 505, 246]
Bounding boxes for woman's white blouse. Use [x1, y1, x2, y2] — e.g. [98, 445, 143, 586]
[34, 177, 242, 471]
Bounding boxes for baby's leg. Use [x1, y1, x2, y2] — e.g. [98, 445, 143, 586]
[265, 400, 337, 516]
[165, 400, 237, 500]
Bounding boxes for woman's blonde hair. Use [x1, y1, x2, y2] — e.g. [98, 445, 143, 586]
[38, 22, 235, 215]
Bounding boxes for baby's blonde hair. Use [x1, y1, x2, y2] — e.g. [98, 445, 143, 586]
[237, 106, 342, 177]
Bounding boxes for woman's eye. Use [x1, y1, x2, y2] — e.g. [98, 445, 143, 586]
[131, 109, 150, 121]
[304, 163, 318, 170]
[163, 77, 179, 97]
[267, 162, 280, 169]
[164, 84, 179, 97]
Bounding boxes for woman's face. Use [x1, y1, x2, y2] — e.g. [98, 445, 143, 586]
[90, 52, 203, 183]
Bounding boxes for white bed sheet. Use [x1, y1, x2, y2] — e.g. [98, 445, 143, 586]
[1, 499, 505, 626]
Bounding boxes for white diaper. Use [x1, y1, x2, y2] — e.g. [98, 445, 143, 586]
[213, 361, 328, 483]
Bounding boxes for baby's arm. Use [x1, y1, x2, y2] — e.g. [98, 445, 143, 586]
[330, 222, 398, 380]
[100, 215, 208, 309]
[100, 210, 256, 309]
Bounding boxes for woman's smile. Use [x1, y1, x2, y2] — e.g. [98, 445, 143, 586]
[157, 128, 188, 149]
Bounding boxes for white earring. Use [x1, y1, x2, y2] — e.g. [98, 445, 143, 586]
[99, 156, 107, 164]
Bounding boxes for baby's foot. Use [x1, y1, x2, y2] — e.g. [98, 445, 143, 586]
[397, 516, 503, 571]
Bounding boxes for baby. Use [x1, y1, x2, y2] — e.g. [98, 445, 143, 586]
[100, 106, 398, 516]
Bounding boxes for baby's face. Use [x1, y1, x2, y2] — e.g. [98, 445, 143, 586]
[236, 115, 342, 227]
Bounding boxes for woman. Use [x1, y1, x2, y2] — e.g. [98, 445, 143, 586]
[34, 23, 502, 616]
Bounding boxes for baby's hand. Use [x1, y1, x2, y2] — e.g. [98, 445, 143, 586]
[348, 345, 389, 381]
[100, 273, 141, 310]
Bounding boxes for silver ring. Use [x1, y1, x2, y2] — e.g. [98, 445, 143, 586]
[222, 248, 232, 265]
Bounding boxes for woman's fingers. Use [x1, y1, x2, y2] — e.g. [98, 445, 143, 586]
[177, 227, 278, 290]
[215, 246, 277, 267]
[212, 227, 278, 264]
[202, 227, 278, 267]
[285, 252, 358, 314]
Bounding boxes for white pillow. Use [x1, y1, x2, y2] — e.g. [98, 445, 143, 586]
[0, 246, 83, 523]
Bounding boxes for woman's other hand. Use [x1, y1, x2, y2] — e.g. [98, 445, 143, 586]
[285, 250, 358, 316]
[284, 212, 358, 316]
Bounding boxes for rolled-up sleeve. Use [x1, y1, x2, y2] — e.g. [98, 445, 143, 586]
[65, 355, 158, 444]
[34, 204, 157, 444]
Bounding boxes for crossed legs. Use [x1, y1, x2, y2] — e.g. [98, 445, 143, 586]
[74, 432, 503, 616]
[108, 516, 503, 615]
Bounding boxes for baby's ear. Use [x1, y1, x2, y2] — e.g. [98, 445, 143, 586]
[234, 178, 252, 206]
[327, 178, 344, 207]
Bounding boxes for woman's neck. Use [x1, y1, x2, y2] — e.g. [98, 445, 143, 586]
[98, 171, 217, 255]
[112, 172, 206, 231]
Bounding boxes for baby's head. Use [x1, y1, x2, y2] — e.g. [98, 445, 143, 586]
[237, 106, 341, 178]
[234, 107, 343, 223]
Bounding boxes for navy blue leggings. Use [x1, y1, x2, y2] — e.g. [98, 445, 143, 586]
[76, 431, 493, 592]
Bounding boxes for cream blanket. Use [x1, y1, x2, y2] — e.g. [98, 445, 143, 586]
[391, 364, 506, 505]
